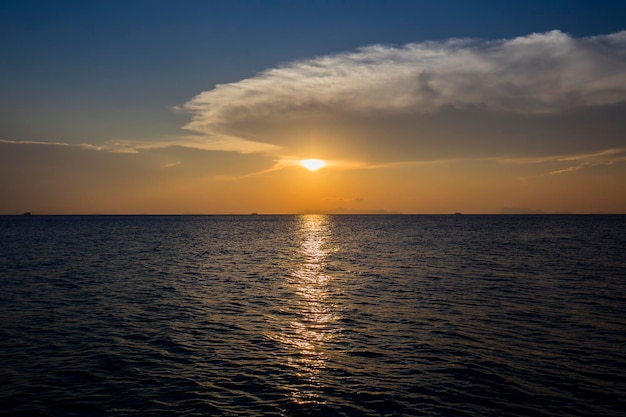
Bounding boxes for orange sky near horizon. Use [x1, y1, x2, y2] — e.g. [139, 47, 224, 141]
[2, 140, 625, 215]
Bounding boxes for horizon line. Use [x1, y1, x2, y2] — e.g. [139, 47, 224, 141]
[4, 212, 625, 216]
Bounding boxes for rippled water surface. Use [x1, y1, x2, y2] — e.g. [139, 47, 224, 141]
[1, 214, 625, 416]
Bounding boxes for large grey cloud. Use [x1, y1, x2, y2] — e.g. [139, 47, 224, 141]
[182, 30, 626, 163]
[4, 31, 625, 169]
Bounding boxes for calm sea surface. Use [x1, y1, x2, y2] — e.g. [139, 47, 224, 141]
[1, 214, 625, 416]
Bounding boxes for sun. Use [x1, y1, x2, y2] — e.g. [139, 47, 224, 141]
[300, 159, 326, 171]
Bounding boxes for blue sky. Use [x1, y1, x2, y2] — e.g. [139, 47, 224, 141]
[1, 1, 625, 214]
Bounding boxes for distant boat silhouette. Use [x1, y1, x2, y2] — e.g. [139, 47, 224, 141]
[454, 212, 463, 215]
[23, 212, 32, 216]
[250, 212, 258, 216]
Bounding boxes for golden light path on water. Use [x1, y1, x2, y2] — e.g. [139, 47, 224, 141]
[280, 214, 341, 405]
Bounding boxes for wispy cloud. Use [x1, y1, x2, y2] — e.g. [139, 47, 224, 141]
[0, 134, 280, 155]
[105, 135, 281, 154]
[496, 147, 626, 174]
[549, 164, 592, 175]
[0, 138, 108, 151]
[498, 147, 626, 164]
[547, 148, 626, 174]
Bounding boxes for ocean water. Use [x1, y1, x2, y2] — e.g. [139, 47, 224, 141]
[1, 214, 625, 416]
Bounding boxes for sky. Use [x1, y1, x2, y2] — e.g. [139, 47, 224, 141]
[1, 0, 626, 214]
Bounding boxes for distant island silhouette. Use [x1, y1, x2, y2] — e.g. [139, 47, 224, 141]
[500, 208, 574, 214]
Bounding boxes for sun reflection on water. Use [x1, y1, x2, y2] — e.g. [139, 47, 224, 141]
[279, 214, 341, 404]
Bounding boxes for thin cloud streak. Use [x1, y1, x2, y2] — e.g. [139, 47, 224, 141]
[554, 148, 626, 168]
[497, 147, 626, 164]
[549, 164, 592, 175]
[108, 135, 281, 154]
[496, 147, 626, 175]
[0, 138, 108, 151]
[0, 135, 281, 155]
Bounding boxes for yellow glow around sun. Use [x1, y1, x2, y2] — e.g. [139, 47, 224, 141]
[300, 159, 326, 171]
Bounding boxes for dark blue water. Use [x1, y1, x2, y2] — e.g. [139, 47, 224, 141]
[1, 215, 625, 416]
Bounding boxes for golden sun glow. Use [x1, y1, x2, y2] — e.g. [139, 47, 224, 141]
[300, 159, 326, 171]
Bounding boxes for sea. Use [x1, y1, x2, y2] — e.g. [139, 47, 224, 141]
[1, 214, 625, 416]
